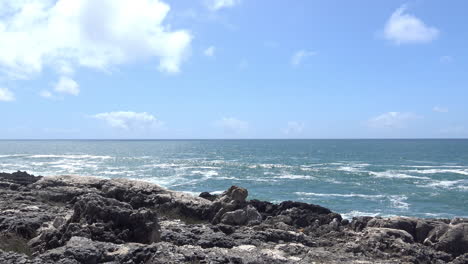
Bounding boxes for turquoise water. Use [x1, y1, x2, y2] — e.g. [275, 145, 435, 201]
[0, 140, 467, 219]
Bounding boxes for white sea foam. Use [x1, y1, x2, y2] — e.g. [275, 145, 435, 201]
[424, 213, 445, 217]
[0, 154, 28, 158]
[275, 174, 315, 180]
[28, 154, 112, 159]
[100, 171, 122, 175]
[50, 164, 79, 172]
[0, 163, 18, 167]
[295, 192, 384, 199]
[191, 170, 219, 177]
[369, 171, 430, 180]
[146, 175, 195, 188]
[299, 167, 319, 172]
[196, 166, 219, 169]
[215, 176, 237, 180]
[100, 170, 137, 176]
[244, 177, 278, 182]
[300, 164, 327, 167]
[421, 179, 468, 191]
[403, 165, 466, 168]
[341, 210, 380, 220]
[324, 179, 344, 184]
[142, 163, 180, 169]
[337, 166, 362, 173]
[407, 169, 468, 176]
[247, 163, 293, 169]
[389, 195, 410, 210]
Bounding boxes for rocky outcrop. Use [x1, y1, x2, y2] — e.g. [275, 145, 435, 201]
[0, 171, 467, 263]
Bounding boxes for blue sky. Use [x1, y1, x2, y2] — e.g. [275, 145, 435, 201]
[0, 0, 467, 139]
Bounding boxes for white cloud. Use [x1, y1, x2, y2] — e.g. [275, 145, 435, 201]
[93, 111, 163, 130]
[204, 46, 215, 57]
[54, 76, 80, 96]
[39, 90, 53, 98]
[368, 112, 420, 128]
[291, 50, 316, 66]
[383, 5, 439, 45]
[283, 121, 305, 135]
[433, 106, 448, 113]
[206, 0, 241, 11]
[216, 117, 248, 134]
[0, 0, 192, 79]
[0, 87, 15, 101]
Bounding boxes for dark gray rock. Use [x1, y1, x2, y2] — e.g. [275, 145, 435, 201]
[220, 205, 262, 226]
[0, 171, 42, 186]
[1, 172, 467, 263]
[199, 191, 219, 201]
[425, 223, 468, 257]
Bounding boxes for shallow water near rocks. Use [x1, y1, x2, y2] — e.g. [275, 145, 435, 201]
[0, 139, 467, 219]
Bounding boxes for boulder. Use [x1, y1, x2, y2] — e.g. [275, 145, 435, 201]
[220, 205, 262, 226]
[425, 223, 468, 257]
[365, 216, 448, 243]
[211, 186, 249, 224]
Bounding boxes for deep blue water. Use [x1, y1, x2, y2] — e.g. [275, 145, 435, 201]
[1, 139, 467, 219]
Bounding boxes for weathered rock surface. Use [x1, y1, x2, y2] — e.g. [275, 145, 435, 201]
[0, 171, 467, 263]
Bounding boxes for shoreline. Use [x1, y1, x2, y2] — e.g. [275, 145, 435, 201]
[0, 171, 467, 263]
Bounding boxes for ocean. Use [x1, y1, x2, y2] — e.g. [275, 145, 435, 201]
[0, 139, 467, 219]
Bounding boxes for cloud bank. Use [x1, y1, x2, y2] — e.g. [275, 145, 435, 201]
[0, 0, 192, 80]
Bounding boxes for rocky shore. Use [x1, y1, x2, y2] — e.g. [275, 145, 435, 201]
[0, 171, 467, 263]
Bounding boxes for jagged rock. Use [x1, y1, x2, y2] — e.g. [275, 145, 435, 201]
[451, 253, 468, 264]
[39, 236, 157, 264]
[274, 201, 340, 228]
[1, 172, 467, 263]
[0, 250, 49, 264]
[350, 227, 453, 263]
[365, 216, 467, 253]
[211, 186, 249, 224]
[220, 205, 262, 226]
[350, 216, 373, 232]
[0, 171, 42, 186]
[199, 191, 219, 201]
[35, 193, 161, 250]
[71, 193, 160, 244]
[425, 223, 468, 257]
